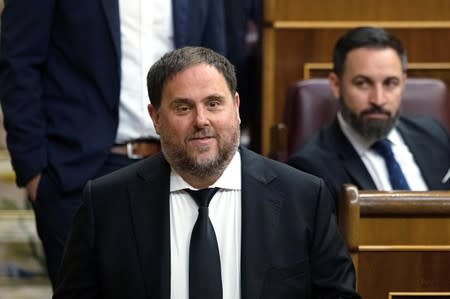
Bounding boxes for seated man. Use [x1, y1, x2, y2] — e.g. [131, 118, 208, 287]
[288, 27, 450, 209]
[53, 47, 360, 299]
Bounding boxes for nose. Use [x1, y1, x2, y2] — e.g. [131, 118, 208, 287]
[369, 84, 387, 106]
[194, 107, 210, 127]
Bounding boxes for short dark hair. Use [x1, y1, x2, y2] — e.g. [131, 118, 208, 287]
[147, 46, 237, 109]
[332, 27, 408, 77]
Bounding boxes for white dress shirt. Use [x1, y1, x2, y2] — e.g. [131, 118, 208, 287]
[338, 113, 428, 190]
[169, 151, 242, 299]
[116, 0, 174, 143]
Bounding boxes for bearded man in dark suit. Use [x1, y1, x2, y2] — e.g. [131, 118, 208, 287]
[53, 47, 359, 299]
[288, 27, 450, 209]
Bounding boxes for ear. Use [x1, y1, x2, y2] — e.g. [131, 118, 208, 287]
[328, 72, 341, 99]
[234, 92, 241, 124]
[148, 104, 160, 134]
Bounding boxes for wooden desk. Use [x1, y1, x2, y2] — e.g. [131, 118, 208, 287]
[339, 184, 450, 299]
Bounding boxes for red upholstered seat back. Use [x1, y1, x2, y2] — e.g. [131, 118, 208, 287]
[285, 78, 450, 155]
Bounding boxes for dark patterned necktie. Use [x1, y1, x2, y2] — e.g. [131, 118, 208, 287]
[185, 188, 222, 299]
[372, 139, 410, 190]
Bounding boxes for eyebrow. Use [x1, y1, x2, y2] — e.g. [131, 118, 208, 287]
[351, 75, 373, 83]
[204, 94, 226, 101]
[352, 75, 400, 82]
[169, 98, 191, 108]
[170, 93, 226, 104]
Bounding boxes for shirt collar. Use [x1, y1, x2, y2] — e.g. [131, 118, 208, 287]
[170, 150, 242, 192]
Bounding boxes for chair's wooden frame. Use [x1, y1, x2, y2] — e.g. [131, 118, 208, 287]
[339, 184, 450, 299]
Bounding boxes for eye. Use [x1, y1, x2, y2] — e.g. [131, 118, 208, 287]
[206, 98, 222, 110]
[353, 78, 370, 89]
[174, 103, 191, 114]
[384, 78, 400, 89]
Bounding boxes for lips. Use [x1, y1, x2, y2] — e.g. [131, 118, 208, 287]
[188, 135, 215, 147]
[189, 134, 213, 141]
[361, 108, 391, 119]
[188, 129, 215, 141]
[364, 112, 389, 120]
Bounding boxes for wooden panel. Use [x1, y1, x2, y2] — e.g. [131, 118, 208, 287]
[357, 251, 450, 299]
[262, 28, 277, 156]
[359, 218, 450, 245]
[262, 27, 450, 155]
[264, 0, 450, 22]
[389, 292, 450, 298]
[305, 63, 450, 80]
[339, 186, 450, 299]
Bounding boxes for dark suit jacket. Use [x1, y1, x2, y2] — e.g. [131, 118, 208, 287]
[53, 147, 359, 299]
[287, 116, 450, 208]
[0, 0, 226, 192]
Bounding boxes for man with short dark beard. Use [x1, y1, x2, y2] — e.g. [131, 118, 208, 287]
[53, 47, 360, 299]
[288, 27, 450, 209]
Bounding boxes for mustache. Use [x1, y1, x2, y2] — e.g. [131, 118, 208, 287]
[187, 128, 215, 140]
[360, 106, 391, 118]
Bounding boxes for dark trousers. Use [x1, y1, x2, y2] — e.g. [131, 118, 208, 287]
[32, 153, 138, 288]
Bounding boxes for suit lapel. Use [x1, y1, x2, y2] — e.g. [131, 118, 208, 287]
[127, 155, 171, 298]
[239, 148, 282, 299]
[397, 120, 443, 188]
[330, 121, 376, 189]
[342, 157, 375, 189]
[100, 0, 121, 71]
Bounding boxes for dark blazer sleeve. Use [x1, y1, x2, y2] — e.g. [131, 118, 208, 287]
[244, 151, 360, 298]
[310, 180, 359, 298]
[0, 0, 53, 186]
[287, 150, 346, 213]
[173, 0, 226, 55]
[53, 181, 100, 299]
[201, 0, 226, 55]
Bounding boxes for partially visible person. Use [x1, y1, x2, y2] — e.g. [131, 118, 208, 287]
[224, 0, 262, 148]
[0, 0, 225, 287]
[288, 27, 450, 209]
[0, 0, 3, 48]
[53, 47, 360, 299]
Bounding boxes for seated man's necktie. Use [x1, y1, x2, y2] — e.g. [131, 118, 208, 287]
[371, 139, 410, 190]
[185, 188, 222, 299]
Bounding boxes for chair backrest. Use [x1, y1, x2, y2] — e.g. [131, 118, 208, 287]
[339, 184, 450, 299]
[285, 78, 450, 155]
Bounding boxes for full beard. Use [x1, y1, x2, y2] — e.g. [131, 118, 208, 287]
[161, 125, 240, 180]
[340, 97, 399, 140]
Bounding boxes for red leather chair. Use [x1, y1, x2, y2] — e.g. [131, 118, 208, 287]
[270, 78, 450, 161]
